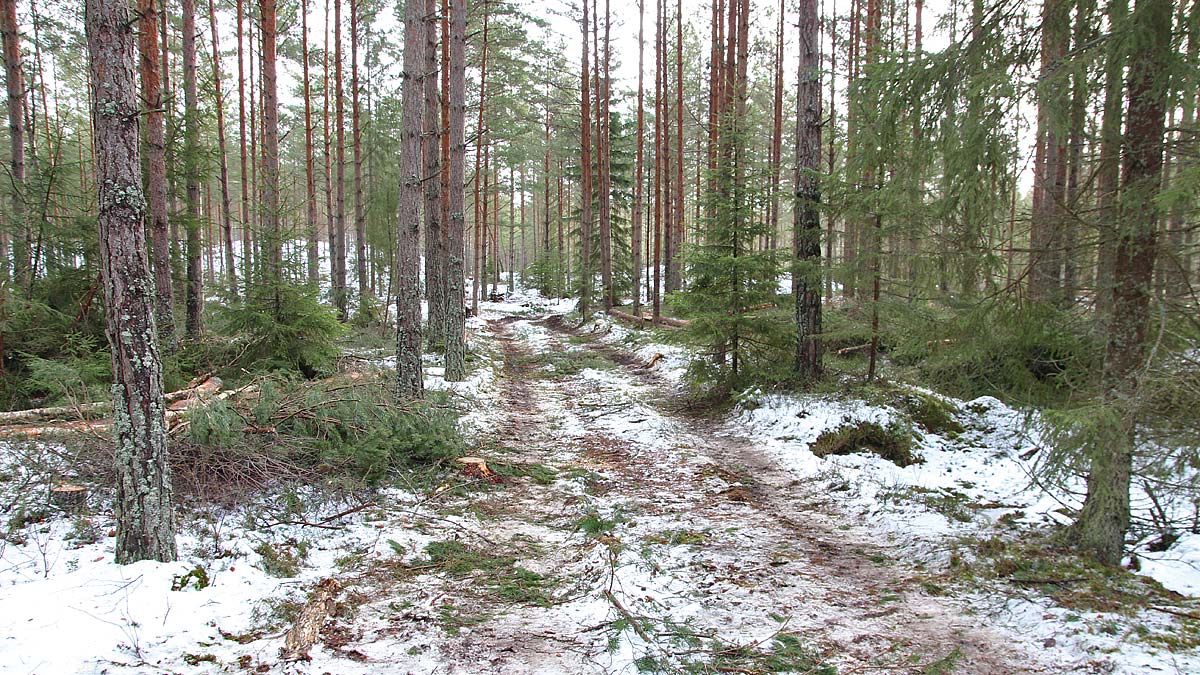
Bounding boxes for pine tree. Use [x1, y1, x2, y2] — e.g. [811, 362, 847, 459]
[86, 0, 176, 564]
[396, 0, 425, 399]
[138, 0, 175, 348]
[443, 0, 467, 382]
[182, 0, 203, 336]
[207, 0, 238, 301]
[794, 0, 822, 380]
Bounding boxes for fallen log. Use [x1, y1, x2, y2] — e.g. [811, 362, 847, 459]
[0, 381, 256, 439]
[606, 308, 652, 326]
[654, 315, 691, 328]
[281, 578, 343, 661]
[0, 401, 112, 426]
[605, 308, 691, 329]
[0, 376, 224, 427]
[836, 343, 872, 357]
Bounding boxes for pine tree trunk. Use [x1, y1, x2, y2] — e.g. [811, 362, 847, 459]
[471, 5, 490, 314]
[86, 0, 176, 564]
[444, 0, 467, 381]
[794, 0, 823, 380]
[324, 0, 335, 292]
[661, 0, 675, 297]
[652, 0, 663, 320]
[237, 0, 252, 295]
[138, 0, 175, 348]
[207, 0, 238, 301]
[1072, 0, 1170, 566]
[396, 0, 425, 399]
[579, 0, 594, 318]
[1094, 0, 1127, 326]
[260, 0, 282, 311]
[0, 0, 27, 288]
[182, 0, 203, 336]
[672, 0, 685, 290]
[424, 0, 445, 346]
[302, 0, 320, 287]
[632, 0, 645, 315]
[334, 0, 349, 320]
[769, 0, 784, 253]
[1029, 0, 1070, 305]
[351, 0, 368, 307]
[598, 0, 614, 309]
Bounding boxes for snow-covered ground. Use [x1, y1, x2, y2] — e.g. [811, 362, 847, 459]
[2, 290, 1198, 674]
[576, 309, 1200, 674]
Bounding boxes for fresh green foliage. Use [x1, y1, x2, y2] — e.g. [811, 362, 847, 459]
[893, 301, 1102, 406]
[253, 540, 308, 578]
[214, 283, 344, 378]
[181, 379, 463, 487]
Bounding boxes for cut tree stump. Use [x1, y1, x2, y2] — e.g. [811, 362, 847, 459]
[281, 578, 343, 661]
[50, 484, 88, 510]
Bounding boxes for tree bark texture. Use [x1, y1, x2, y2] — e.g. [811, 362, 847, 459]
[207, 0, 238, 300]
[443, 0, 467, 382]
[183, 0, 203, 336]
[1, 0, 27, 288]
[86, 0, 176, 564]
[137, 0, 175, 348]
[1071, 0, 1171, 567]
[396, 0, 425, 399]
[794, 0, 823, 380]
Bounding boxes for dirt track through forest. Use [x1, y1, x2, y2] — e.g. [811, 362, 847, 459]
[347, 311, 1053, 674]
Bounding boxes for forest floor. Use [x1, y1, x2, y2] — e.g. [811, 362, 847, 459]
[2, 296, 1199, 674]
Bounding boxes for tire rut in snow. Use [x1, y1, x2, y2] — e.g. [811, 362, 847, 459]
[534, 312, 1053, 675]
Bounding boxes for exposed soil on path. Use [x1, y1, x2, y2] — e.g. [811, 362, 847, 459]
[344, 310, 1055, 675]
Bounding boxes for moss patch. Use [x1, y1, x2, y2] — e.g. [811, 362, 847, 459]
[811, 420, 920, 467]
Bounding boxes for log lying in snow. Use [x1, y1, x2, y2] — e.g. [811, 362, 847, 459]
[0, 377, 253, 439]
[0, 401, 112, 426]
[0, 376, 225, 428]
[281, 578, 343, 661]
[605, 308, 691, 329]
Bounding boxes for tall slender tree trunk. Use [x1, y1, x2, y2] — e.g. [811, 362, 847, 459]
[260, 0, 282, 311]
[1071, 0, 1170, 567]
[138, 0, 175, 347]
[444, 0, 467, 381]
[1029, 0, 1070, 305]
[324, 0, 335, 291]
[351, 0, 368, 306]
[579, 0, 594, 318]
[598, 0, 614, 309]
[1094, 0, 1127, 325]
[237, 0, 252, 295]
[334, 0, 349, 319]
[396, 0, 425, 399]
[472, 5, 490, 313]
[769, 0, 784, 253]
[632, 0, 645, 315]
[794, 0, 823, 380]
[652, 0, 663, 320]
[86, 0, 176, 564]
[672, 0, 684, 289]
[424, 0, 445, 345]
[182, 0, 203, 336]
[301, 0, 319, 286]
[864, 0, 882, 381]
[661, 0, 675, 296]
[207, 0, 238, 300]
[825, 9, 837, 300]
[0, 0, 27, 289]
